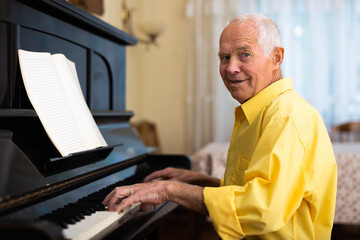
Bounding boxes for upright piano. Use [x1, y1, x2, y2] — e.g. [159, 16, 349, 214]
[0, 0, 190, 239]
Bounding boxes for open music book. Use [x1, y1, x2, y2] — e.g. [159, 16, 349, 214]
[18, 49, 108, 157]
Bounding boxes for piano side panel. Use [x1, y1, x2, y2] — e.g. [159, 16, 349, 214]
[0, 22, 22, 109]
[0, 22, 8, 108]
[0, 132, 44, 198]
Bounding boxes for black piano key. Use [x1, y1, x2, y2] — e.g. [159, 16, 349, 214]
[78, 196, 104, 202]
[36, 178, 143, 229]
[55, 212, 85, 219]
[41, 212, 82, 221]
[60, 205, 96, 214]
[62, 206, 96, 215]
[55, 208, 93, 216]
[71, 202, 104, 211]
[51, 214, 82, 222]
[47, 216, 77, 225]
[38, 207, 90, 227]
[40, 215, 76, 225]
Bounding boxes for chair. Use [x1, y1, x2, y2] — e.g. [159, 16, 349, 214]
[131, 120, 161, 153]
[330, 121, 360, 142]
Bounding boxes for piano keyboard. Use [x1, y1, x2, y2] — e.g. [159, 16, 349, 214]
[36, 179, 141, 239]
[63, 202, 141, 240]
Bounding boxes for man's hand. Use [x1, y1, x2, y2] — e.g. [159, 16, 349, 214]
[102, 179, 208, 215]
[144, 167, 220, 187]
[102, 180, 169, 212]
[144, 167, 196, 183]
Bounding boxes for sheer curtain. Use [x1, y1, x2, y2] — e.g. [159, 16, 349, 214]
[185, 0, 360, 153]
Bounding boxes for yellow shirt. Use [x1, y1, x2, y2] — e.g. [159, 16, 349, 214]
[203, 78, 337, 240]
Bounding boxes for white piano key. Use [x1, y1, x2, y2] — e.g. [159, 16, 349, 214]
[63, 202, 141, 240]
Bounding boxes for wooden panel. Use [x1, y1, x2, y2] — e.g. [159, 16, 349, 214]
[0, 22, 9, 108]
[0, 0, 137, 111]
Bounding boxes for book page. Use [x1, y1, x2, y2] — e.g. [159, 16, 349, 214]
[18, 49, 107, 157]
[52, 54, 107, 150]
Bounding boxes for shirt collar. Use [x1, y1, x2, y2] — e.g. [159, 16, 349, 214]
[235, 78, 294, 124]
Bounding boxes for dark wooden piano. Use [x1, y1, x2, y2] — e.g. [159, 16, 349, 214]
[0, 0, 190, 239]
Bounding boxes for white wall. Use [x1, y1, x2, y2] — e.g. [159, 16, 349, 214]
[99, 0, 189, 154]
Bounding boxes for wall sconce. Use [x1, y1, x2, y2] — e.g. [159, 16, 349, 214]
[121, 0, 165, 46]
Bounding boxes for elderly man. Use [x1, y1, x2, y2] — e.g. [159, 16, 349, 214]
[103, 14, 337, 239]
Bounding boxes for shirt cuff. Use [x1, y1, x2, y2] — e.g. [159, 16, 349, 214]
[204, 186, 245, 239]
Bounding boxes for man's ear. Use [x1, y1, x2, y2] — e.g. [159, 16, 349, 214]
[272, 47, 284, 67]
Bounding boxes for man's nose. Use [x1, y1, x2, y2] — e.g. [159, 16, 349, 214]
[226, 58, 241, 74]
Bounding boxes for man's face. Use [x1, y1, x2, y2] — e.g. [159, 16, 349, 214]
[219, 20, 277, 104]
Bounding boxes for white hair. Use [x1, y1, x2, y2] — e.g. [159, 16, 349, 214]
[230, 14, 282, 57]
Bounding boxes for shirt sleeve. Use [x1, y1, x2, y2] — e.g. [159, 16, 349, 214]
[203, 117, 313, 239]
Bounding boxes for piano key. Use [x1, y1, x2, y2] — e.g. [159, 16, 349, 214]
[46, 213, 84, 220]
[37, 179, 140, 232]
[54, 208, 93, 215]
[62, 202, 141, 240]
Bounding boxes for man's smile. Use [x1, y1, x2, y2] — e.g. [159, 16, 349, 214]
[228, 78, 248, 85]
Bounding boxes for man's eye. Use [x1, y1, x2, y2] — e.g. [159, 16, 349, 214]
[220, 56, 230, 61]
[241, 53, 250, 58]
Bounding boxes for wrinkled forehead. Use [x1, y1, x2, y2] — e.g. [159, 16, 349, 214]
[219, 19, 259, 47]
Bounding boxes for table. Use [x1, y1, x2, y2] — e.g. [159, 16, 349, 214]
[331, 121, 360, 141]
[190, 142, 360, 224]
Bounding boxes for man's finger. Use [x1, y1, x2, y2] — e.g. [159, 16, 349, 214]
[102, 189, 115, 205]
[141, 203, 155, 212]
[144, 171, 164, 182]
[115, 197, 135, 213]
[144, 168, 173, 182]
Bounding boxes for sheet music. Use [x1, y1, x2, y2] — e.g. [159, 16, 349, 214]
[18, 49, 107, 157]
